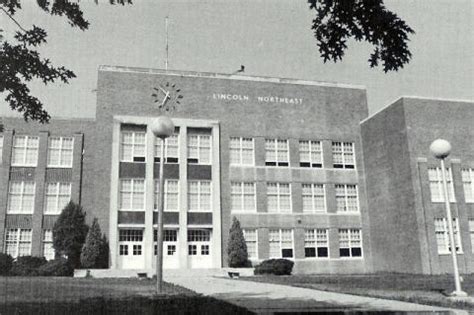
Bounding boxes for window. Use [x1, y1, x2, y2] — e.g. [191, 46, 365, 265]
[154, 180, 179, 211]
[187, 134, 211, 164]
[469, 220, 474, 254]
[47, 137, 74, 167]
[4, 229, 32, 258]
[229, 137, 254, 166]
[299, 140, 322, 168]
[269, 229, 293, 258]
[119, 179, 145, 211]
[154, 229, 178, 255]
[339, 229, 362, 257]
[43, 230, 55, 260]
[44, 182, 71, 214]
[7, 181, 35, 214]
[265, 139, 289, 167]
[267, 183, 291, 213]
[188, 181, 211, 212]
[120, 131, 146, 162]
[119, 229, 143, 242]
[305, 229, 329, 258]
[302, 184, 326, 212]
[231, 182, 256, 212]
[428, 168, 456, 202]
[332, 142, 355, 169]
[155, 133, 179, 163]
[188, 245, 197, 255]
[462, 169, 474, 203]
[335, 184, 359, 212]
[243, 229, 258, 259]
[0, 134, 3, 164]
[188, 229, 211, 242]
[118, 229, 143, 256]
[434, 218, 462, 254]
[133, 245, 142, 255]
[12, 135, 39, 166]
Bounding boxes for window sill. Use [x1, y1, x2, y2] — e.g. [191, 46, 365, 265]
[438, 252, 463, 255]
[47, 166, 73, 169]
[6, 212, 34, 215]
[118, 209, 146, 212]
[337, 257, 364, 260]
[11, 164, 37, 167]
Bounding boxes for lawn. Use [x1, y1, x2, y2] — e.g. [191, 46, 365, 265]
[0, 277, 253, 314]
[243, 273, 474, 311]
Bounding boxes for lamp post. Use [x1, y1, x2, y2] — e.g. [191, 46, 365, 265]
[429, 139, 467, 297]
[150, 116, 175, 294]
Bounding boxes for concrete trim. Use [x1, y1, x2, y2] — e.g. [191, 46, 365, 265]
[144, 127, 155, 269]
[108, 120, 121, 268]
[114, 116, 219, 127]
[99, 65, 366, 90]
[211, 122, 222, 268]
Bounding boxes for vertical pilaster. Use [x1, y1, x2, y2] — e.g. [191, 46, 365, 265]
[256, 181, 267, 213]
[329, 228, 339, 258]
[71, 133, 84, 204]
[326, 184, 337, 214]
[288, 138, 299, 168]
[292, 183, 302, 213]
[108, 120, 120, 269]
[144, 127, 155, 270]
[293, 228, 305, 259]
[211, 123, 222, 268]
[258, 227, 269, 260]
[178, 126, 188, 269]
[0, 130, 13, 251]
[254, 137, 266, 167]
[31, 131, 48, 256]
[322, 140, 333, 169]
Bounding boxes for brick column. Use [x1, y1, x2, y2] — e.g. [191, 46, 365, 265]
[258, 227, 269, 260]
[328, 228, 340, 258]
[31, 131, 49, 256]
[288, 138, 299, 168]
[71, 133, 84, 204]
[256, 181, 267, 213]
[293, 228, 305, 259]
[0, 130, 13, 251]
[254, 137, 266, 167]
[322, 140, 333, 169]
[326, 184, 337, 214]
[292, 183, 303, 213]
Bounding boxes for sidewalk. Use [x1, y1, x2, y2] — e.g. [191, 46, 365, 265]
[165, 274, 469, 314]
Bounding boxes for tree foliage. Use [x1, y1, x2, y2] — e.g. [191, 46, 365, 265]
[53, 201, 89, 268]
[80, 217, 102, 268]
[0, 0, 132, 123]
[308, 0, 415, 72]
[227, 217, 249, 268]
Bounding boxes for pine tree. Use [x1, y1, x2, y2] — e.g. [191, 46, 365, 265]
[53, 201, 88, 269]
[227, 217, 249, 268]
[80, 218, 102, 269]
[97, 234, 110, 269]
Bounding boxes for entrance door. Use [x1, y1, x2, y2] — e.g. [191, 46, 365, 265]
[118, 229, 145, 269]
[154, 229, 179, 269]
[187, 229, 212, 268]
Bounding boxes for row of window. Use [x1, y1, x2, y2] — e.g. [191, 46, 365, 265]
[120, 131, 356, 169]
[4, 229, 54, 260]
[116, 228, 362, 259]
[118, 179, 359, 213]
[434, 218, 474, 255]
[6, 181, 71, 214]
[428, 167, 474, 203]
[0, 135, 74, 167]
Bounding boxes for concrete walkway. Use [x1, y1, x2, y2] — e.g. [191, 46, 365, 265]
[165, 274, 469, 314]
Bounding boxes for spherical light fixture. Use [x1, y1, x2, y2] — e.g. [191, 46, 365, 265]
[150, 116, 174, 139]
[430, 139, 451, 159]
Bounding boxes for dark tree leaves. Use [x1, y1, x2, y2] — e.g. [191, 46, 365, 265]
[0, 0, 132, 123]
[308, 0, 415, 72]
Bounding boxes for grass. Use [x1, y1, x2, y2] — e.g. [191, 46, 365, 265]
[0, 277, 195, 303]
[243, 273, 474, 311]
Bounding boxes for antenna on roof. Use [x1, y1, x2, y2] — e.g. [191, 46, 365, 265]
[165, 16, 169, 71]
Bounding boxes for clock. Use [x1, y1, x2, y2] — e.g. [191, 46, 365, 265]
[152, 82, 183, 112]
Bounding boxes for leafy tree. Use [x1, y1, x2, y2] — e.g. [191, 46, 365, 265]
[308, 0, 415, 72]
[80, 217, 103, 268]
[53, 201, 89, 268]
[0, 0, 132, 123]
[97, 234, 110, 269]
[227, 217, 249, 268]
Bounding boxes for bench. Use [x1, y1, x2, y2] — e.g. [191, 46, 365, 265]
[137, 272, 148, 279]
[228, 272, 240, 279]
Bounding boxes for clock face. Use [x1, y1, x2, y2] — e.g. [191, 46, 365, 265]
[152, 82, 183, 112]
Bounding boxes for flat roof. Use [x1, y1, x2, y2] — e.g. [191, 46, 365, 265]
[98, 65, 366, 90]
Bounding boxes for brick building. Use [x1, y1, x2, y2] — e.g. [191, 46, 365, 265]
[0, 66, 472, 274]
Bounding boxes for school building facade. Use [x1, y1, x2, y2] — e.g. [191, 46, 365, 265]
[0, 66, 472, 274]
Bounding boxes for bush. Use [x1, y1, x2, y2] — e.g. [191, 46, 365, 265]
[37, 258, 74, 277]
[0, 253, 13, 275]
[53, 201, 89, 268]
[10, 256, 47, 276]
[254, 259, 294, 276]
[227, 217, 249, 268]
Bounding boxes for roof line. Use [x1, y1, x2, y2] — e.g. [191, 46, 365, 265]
[98, 65, 366, 90]
[359, 96, 403, 125]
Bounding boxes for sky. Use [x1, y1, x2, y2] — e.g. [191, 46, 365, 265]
[1, 0, 473, 119]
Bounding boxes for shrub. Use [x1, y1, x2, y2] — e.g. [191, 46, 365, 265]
[10, 256, 47, 276]
[37, 258, 74, 277]
[227, 217, 249, 268]
[97, 235, 109, 269]
[254, 259, 294, 276]
[53, 201, 89, 268]
[81, 218, 103, 268]
[0, 253, 13, 275]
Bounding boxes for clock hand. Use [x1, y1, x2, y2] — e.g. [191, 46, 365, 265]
[161, 91, 171, 106]
[156, 85, 168, 95]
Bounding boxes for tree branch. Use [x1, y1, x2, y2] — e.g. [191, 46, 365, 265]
[0, 6, 27, 32]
